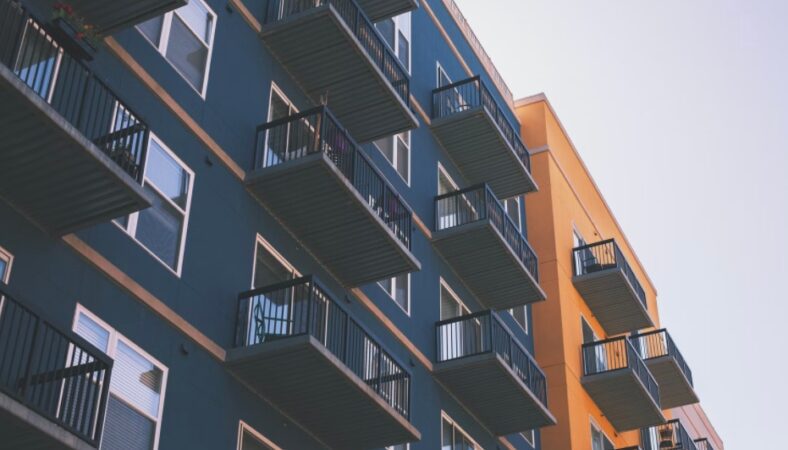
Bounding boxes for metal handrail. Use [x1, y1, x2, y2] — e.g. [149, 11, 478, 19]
[644, 420, 698, 450]
[235, 276, 412, 419]
[431, 75, 531, 173]
[630, 329, 693, 386]
[253, 105, 413, 250]
[434, 183, 539, 281]
[694, 438, 714, 450]
[572, 239, 647, 308]
[435, 310, 548, 406]
[582, 336, 660, 406]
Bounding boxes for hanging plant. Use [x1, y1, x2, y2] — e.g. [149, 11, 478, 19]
[51, 2, 101, 49]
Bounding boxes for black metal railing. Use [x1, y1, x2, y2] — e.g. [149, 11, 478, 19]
[235, 276, 411, 419]
[435, 184, 538, 281]
[694, 438, 714, 450]
[435, 310, 547, 407]
[264, 0, 410, 105]
[572, 239, 647, 308]
[630, 329, 693, 386]
[0, 0, 148, 181]
[432, 76, 531, 173]
[643, 420, 698, 450]
[582, 336, 659, 406]
[253, 106, 413, 249]
[0, 283, 113, 446]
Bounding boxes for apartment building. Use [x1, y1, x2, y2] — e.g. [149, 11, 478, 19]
[515, 95, 724, 450]
[0, 0, 556, 449]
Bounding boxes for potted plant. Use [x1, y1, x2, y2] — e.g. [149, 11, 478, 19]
[48, 2, 101, 60]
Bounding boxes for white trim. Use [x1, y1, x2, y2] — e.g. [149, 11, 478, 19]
[520, 429, 535, 446]
[437, 162, 459, 194]
[438, 277, 469, 319]
[503, 196, 523, 231]
[72, 304, 169, 450]
[378, 272, 410, 315]
[378, 13, 411, 74]
[0, 245, 13, 283]
[251, 234, 300, 289]
[441, 411, 483, 450]
[373, 131, 411, 186]
[436, 61, 452, 88]
[268, 82, 298, 120]
[237, 421, 283, 450]
[509, 305, 529, 335]
[589, 416, 614, 450]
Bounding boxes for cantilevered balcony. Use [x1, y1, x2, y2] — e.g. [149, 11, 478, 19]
[581, 337, 665, 432]
[44, 0, 185, 35]
[631, 330, 698, 409]
[0, 283, 113, 450]
[0, 1, 152, 236]
[355, 0, 418, 21]
[572, 239, 653, 334]
[432, 184, 545, 309]
[261, 0, 417, 143]
[226, 277, 420, 449]
[694, 438, 715, 450]
[246, 107, 419, 287]
[431, 76, 536, 198]
[435, 311, 556, 435]
[643, 420, 698, 450]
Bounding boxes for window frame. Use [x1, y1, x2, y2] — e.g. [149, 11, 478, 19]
[0, 245, 13, 283]
[377, 13, 411, 74]
[503, 196, 523, 231]
[439, 277, 469, 320]
[72, 305, 169, 450]
[137, 0, 217, 98]
[521, 429, 535, 446]
[441, 411, 483, 450]
[437, 162, 459, 195]
[373, 131, 411, 185]
[251, 234, 300, 289]
[590, 418, 615, 450]
[509, 305, 529, 334]
[115, 133, 195, 277]
[436, 62, 452, 88]
[378, 272, 410, 315]
[237, 421, 283, 450]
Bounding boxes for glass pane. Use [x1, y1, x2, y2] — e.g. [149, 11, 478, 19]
[376, 18, 395, 48]
[393, 274, 408, 311]
[138, 15, 164, 46]
[397, 31, 409, 71]
[504, 198, 521, 230]
[254, 244, 293, 288]
[113, 340, 163, 418]
[15, 22, 60, 99]
[75, 313, 110, 353]
[165, 15, 208, 91]
[395, 135, 409, 180]
[0, 259, 6, 281]
[145, 140, 190, 209]
[242, 430, 273, 450]
[440, 286, 460, 320]
[511, 306, 527, 331]
[441, 419, 453, 450]
[378, 278, 393, 296]
[375, 137, 395, 165]
[101, 394, 156, 450]
[175, 0, 213, 42]
[136, 186, 184, 269]
[438, 68, 452, 88]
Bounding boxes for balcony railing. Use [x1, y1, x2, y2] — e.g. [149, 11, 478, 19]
[235, 276, 411, 419]
[263, 0, 410, 105]
[436, 310, 547, 406]
[573, 239, 646, 307]
[435, 184, 539, 281]
[432, 76, 531, 173]
[644, 420, 698, 450]
[254, 106, 413, 250]
[582, 336, 659, 404]
[630, 329, 693, 386]
[0, 0, 149, 182]
[0, 283, 113, 447]
[694, 438, 714, 450]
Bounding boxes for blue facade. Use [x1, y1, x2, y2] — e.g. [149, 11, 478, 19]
[0, 0, 545, 449]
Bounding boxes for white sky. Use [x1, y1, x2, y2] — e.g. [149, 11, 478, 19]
[453, 1, 788, 448]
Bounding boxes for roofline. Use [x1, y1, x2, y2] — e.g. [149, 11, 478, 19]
[515, 93, 658, 295]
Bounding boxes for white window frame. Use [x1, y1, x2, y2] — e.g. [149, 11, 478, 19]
[373, 131, 411, 185]
[115, 133, 195, 277]
[503, 196, 523, 231]
[251, 234, 300, 289]
[439, 277, 469, 319]
[137, 0, 217, 98]
[590, 418, 614, 450]
[441, 411, 483, 450]
[378, 13, 411, 74]
[268, 83, 298, 121]
[237, 421, 283, 450]
[521, 429, 535, 446]
[509, 305, 529, 334]
[0, 245, 13, 283]
[385, 445, 409, 450]
[72, 305, 169, 450]
[378, 272, 410, 315]
[437, 162, 459, 195]
[436, 62, 452, 88]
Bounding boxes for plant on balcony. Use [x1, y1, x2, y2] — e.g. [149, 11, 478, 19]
[49, 2, 101, 59]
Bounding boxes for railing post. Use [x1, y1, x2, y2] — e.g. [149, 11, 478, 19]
[93, 360, 113, 444]
[19, 316, 41, 398]
[306, 281, 314, 337]
[376, 343, 383, 394]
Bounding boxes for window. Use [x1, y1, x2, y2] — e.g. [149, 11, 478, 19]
[439, 280, 478, 361]
[252, 236, 298, 289]
[238, 422, 281, 450]
[0, 246, 12, 283]
[437, 63, 452, 88]
[386, 445, 409, 450]
[503, 196, 522, 231]
[374, 132, 410, 184]
[138, 0, 216, 96]
[438, 164, 459, 196]
[439, 280, 468, 320]
[73, 306, 168, 450]
[573, 228, 588, 274]
[442, 414, 482, 450]
[521, 429, 535, 446]
[509, 306, 528, 333]
[116, 135, 194, 275]
[591, 421, 614, 450]
[376, 13, 411, 72]
[379, 273, 409, 314]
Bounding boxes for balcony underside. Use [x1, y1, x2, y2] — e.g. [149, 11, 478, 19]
[431, 108, 537, 198]
[226, 335, 420, 450]
[0, 390, 96, 450]
[356, 0, 418, 21]
[573, 269, 653, 335]
[261, 6, 418, 143]
[435, 353, 556, 435]
[433, 220, 545, 310]
[582, 369, 665, 432]
[44, 0, 186, 34]
[645, 356, 699, 409]
[0, 65, 152, 236]
[245, 152, 419, 287]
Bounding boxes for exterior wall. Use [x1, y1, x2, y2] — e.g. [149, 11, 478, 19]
[0, 1, 542, 450]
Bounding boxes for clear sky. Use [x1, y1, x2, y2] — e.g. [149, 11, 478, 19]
[453, 1, 788, 448]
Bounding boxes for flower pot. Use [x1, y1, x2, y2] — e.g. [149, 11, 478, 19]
[45, 17, 96, 61]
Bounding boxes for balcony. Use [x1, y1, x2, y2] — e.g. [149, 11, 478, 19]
[431, 76, 536, 198]
[48, 0, 186, 35]
[694, 438, 714, 450]
[261, 0, 417, 143]
[246, 107, 419, 287]
[432, 184, 545, 309]
[0, 1, 152, 236]
[356, 0, 418, 21]
[0, 283, 113, 450]
[435, 311, 556, 435]
[572, 239, 653, 334]
[643, 420, 698, 450]
[581, 337, 665, 432]
[226, 277, 420, 449]
[631, 330, 698, 409]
